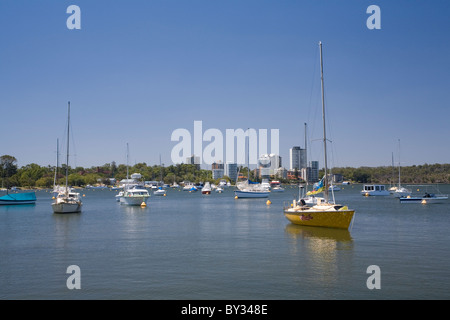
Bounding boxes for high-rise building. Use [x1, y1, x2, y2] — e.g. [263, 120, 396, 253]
[290, 146, 306, 171]
[226, 162, 238, 183]
[211, 161, 224, 179]
[212, 169, 224, 179]
[212, 161, 224, 170]
[306, 161, 319, 183]
[186, 155, 200, 170]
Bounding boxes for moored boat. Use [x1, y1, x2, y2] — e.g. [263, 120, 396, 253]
[52, 102, 82, 214]
[283, 42, 355, 229]
[361, 184, 390, 196]
[153, 187, 166, 196]
[0, 192, 36, 205]
[399, 185, 448, 204]
[52, 189, 82, 213]
[120, 186, 150, 205]
[202, 182, 211, 194]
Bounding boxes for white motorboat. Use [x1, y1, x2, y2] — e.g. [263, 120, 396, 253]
[361, 184, 390, 196]
[399, 185, 448, 204]
[183, 182, 195, 191]
[120, 186, 150, 205]
[202, 182, 212, 194]
[270, 181, 284, 192]
[154, 187, 166, 196]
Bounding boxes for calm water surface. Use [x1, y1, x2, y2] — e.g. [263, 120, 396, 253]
[1, 184, 449, 299]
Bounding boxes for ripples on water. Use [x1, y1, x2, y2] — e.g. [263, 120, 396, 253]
[1, 184, 449, 299]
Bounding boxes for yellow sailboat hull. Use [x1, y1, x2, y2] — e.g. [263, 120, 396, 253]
[284, 205, 355, 229]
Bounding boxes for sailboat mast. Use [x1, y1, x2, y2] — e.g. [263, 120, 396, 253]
[126, 143, 129, 180]
[319, 41, 329, 202]
[53, 138, 59, 187]
[247, 128, 250, 181]
[66, 102, 70, 191]
[398, 139, 401, 187]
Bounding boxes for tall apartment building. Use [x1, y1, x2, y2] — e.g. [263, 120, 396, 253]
[226, 162, 238, 183]
[289, 146, 306, 171]
[186, 155, 200, 170]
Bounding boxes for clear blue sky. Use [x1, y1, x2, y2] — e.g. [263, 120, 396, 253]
[1, 0, 449, 169]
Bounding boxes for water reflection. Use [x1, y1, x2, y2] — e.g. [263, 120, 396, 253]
[285, 224, 354, 291]
[285, 224, 353, 243]
[52, 212, 82, 249]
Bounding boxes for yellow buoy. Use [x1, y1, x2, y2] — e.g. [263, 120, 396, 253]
[83, 194, 85, 197]
[266, 200, 271, 205]
[141, 201, 146, 207]
[163, 194, 166, 196]
[235, 195, 238, 199]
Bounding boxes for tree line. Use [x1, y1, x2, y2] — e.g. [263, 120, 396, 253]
[328, 164, 450, 184]
[0, 155, 225, 189]
[1, 154, 449, 189]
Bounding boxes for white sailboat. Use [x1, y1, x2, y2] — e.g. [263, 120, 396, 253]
[234, 136, 269, 199]
[154, 155, 167, 196]
[52, 102, 82, 214]
[284, 42, 355, 229]
[392, 139, 412, 198]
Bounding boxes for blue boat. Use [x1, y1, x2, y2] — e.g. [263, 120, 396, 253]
[0, 192, 37, 205]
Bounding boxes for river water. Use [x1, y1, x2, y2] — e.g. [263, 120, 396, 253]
[1, 184, 449, 300]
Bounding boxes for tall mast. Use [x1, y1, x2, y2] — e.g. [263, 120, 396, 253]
[53, 138, 59, 187]
[247, 129, 250, 181]
[319, 41, 329, 202]
[66, 102, 70, 191]
[126, 143, 129, 180]
[398, 139, 401, 187]
[304, 122, 307, 182]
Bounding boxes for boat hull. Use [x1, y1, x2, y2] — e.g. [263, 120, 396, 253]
[52, 202, 82, 213]
[361, 191, 390, 196]
[399, 196, 448, 204]
[120, 196, 149, 206]
[234, 190, 269, 198]
[0, 199, 36, 205]
[283, 207, 355, 229]
[0, 192, 36, 205]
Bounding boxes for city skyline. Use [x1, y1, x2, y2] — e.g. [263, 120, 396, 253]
[1, 1, 449, 169]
